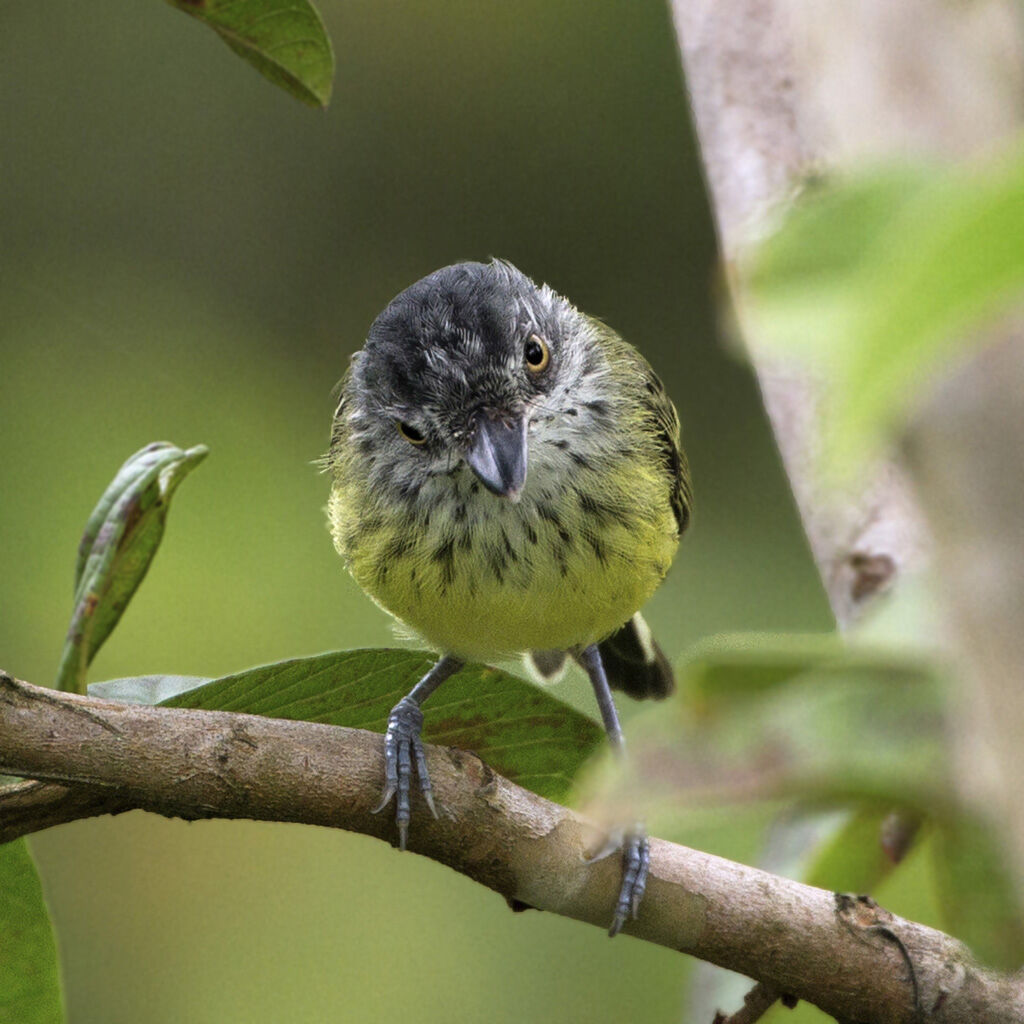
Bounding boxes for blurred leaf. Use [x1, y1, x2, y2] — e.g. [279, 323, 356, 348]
[166, 0, 334, 108]
[579, 636, 952, 826]
[701, 664, 946, 809]
[747, 137, 1024, 474]
[932, 819, 1024, 970]
[832, 140, 1024, 469]
[747, 168, 929, 361]
[753, 170, 929, 289]
[89, 675, 209, 704]
[0, 840, 64, 1024]
[56, 442, 208, 693]
[803, 807, 912, 893]
[683, 632, 849, 710]
[95, 649, 604, 802]
[682, 631, 941, 715]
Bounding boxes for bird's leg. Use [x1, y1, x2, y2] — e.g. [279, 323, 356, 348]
[576, 643, 650, 937]
[373, 654, 464, 850]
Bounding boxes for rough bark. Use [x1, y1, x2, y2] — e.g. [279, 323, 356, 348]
[2, 670, 1021, 1023]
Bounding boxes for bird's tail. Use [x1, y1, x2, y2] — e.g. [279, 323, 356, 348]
[594, 613, 675, 700]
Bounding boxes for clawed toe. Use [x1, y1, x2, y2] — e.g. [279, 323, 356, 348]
[374, 696, 436, 850]
[610, 830, 650, 936]
[588, 825, 650, 936]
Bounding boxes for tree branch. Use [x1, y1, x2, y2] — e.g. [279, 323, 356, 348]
[0, 778, 130, 838]
[1, 671, 1020, 1023]
[712, 981, 785, 1024]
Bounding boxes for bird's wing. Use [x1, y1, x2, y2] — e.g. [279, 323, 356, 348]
[616, 341, 692, 535]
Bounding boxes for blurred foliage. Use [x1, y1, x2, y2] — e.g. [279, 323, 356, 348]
[747, 136, 1024, 476]
[165, 0, 334, 107]
[55, 443, 207, 693]
[577, 635, 944, 822]
[802, 807, 909, 894]
[0, 839, 64, 1024]
[931, 820, 1024, 971]
[725, 129, 1024, 985]
[580, 633, 1024, 971]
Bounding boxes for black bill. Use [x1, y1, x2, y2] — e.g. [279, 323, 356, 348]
[465, 413, 528, 499]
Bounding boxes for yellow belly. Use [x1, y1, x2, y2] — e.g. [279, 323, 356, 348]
[329, 469, 677, 660]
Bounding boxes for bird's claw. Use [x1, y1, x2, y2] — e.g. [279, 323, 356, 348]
[373, 696, 437, 850]
[587, 824, 650, 936]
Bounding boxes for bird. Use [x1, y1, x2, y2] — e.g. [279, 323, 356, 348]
[325, 259, 691, 935]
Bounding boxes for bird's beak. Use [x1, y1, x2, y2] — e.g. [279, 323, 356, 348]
[465, 412, 528, 500]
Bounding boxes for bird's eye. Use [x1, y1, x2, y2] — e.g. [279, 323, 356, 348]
[397, 421, 427, 445]
[524, 334, 550, 373]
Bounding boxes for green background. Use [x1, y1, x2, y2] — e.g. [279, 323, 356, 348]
[1, 1, 840, 1020]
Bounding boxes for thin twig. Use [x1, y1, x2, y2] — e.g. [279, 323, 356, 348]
[713, 981, 785, 1024]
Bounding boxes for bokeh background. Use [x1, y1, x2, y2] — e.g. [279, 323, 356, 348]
[0, 1, 861, 1020]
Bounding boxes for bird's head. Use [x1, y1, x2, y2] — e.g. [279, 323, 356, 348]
[340, 260, 603, 503]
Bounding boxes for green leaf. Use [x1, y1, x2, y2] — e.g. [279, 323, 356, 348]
[682, 632, 850, 709]
[752, 170, 930, 290]
[932, 818, 1024, 970]
[747, 137, 1024, 474]
[0, 840, 64, 1024]
[166, 0, 334, 108]
[56, 442, 208, 693]
[747, 168, 930, 362]
[92, 649, 605, 802]
[832, 140, 1024, 469]
[579, 635, 951, 823]
[706, 663, 947, 810]
[803, 807, 915, 894]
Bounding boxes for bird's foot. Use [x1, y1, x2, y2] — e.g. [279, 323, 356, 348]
[372, 696, 437, 850]
[586, 823, 650, 937]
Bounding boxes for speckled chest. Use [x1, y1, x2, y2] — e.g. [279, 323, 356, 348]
[335, 451, 677, 657]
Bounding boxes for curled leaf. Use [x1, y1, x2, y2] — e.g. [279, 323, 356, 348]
[56, 442, 208, 693]
[166, 0, 334, 108]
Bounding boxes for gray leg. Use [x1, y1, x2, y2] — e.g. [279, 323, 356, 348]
[578, 643, 625, 751]
[577, 643, 651, 937]
[374, 654, 464, 850]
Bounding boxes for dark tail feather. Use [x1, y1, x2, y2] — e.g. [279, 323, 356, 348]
[597, 613, 675, 700]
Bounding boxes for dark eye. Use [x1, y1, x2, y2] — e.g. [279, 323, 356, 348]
[397, 421, 427, 445]
[524, 334, 550, 373]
